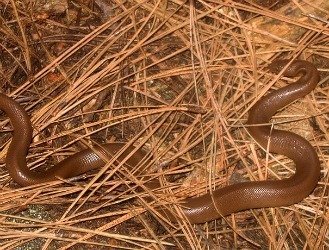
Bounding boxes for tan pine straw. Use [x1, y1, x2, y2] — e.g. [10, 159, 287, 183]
[0, 0, 328, 249]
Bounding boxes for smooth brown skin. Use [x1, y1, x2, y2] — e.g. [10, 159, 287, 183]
[0, 60, 320, 224]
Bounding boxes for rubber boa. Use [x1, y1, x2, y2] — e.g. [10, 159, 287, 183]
[0, 59, 320, 224]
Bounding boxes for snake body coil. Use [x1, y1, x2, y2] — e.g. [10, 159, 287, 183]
[0, 60, 320, 224]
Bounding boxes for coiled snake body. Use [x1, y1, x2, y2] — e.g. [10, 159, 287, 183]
[0, 60, 320, 224]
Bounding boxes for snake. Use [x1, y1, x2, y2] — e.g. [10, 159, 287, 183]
[0, 59, 320, 224]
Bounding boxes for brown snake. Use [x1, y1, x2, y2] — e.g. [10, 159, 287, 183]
[0, 60, 320, 224]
